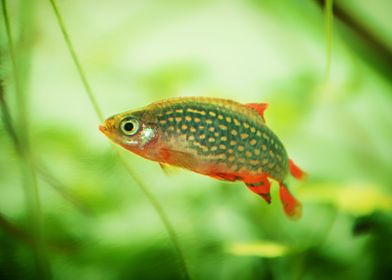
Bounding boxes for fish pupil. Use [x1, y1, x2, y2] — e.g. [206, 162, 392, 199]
[124, 122, 134, 132]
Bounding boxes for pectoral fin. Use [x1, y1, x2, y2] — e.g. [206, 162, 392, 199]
[159, 148, 197, 171]
[159, 163, 179, 176]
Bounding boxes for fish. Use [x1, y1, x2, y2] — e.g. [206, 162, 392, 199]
[99, 97, 305, 219]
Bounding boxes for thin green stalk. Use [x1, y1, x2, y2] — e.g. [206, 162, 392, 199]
[1, 0, 50, 278]
[0, 88, 20, 147]
[1, 70, 91, 215]
[325, 0, 334, 81]
[47, 0, 190, 278]
[0, 212, 80, 253]
[47, 0, 103, 121]
[0, 92, 92, 215]
[1, 0, 25, 127]
[115, 150, 190, 279]
[17, 0, 34, 100]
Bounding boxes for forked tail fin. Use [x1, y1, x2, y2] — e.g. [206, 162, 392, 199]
[289, 159, 306, 180]
[279, 183, 302, 220]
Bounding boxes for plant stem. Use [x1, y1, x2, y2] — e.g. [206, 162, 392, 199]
[325, 0, 333, 82]
[47, 0, 103, 121]
[116, 149, 190, 280]
[315, 0, 392, 84]
[47, 0, 190, 278]
[1, 0, 51, 278]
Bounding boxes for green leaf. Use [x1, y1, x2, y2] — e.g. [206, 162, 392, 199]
[225, 241, 290, 258]
[299, 183, 392, 216]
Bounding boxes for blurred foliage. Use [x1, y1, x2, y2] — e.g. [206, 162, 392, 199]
[1, 0, 392, 279]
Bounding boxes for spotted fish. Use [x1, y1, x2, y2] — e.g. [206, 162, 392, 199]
[99, 97, 305, 219]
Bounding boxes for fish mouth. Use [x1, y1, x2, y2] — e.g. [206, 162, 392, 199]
[99, 118, 117, 137]
[99, 124, 106, 133]
[99, 123, 112, 135]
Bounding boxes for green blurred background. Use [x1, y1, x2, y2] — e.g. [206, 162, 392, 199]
[1, 0, 392, 279]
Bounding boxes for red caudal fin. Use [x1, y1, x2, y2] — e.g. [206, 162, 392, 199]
[279, 183, 302, 220]
[245, 103, 268, 123]
[289, 159, 306, 180]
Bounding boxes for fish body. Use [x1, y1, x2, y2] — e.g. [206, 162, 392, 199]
[100, 97, 304, 219]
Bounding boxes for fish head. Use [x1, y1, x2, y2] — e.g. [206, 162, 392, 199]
[99, 109, 158, 153]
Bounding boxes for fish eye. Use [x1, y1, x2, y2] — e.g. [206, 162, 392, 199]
[120, 118, 140, 136]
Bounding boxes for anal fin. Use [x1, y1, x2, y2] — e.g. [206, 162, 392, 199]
[210, 172, 239, 182]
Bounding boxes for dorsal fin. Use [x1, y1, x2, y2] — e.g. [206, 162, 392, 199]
[245, 103, 268, 123]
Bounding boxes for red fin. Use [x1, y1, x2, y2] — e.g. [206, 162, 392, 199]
[279, 183, 302, 220]
[209, 172, 239, 182]
[245, 176, 271, 204]
[289, 159, 306, 180]
[245, 103, 268, 123]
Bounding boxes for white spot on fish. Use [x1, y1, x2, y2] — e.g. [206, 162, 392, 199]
[140, 127, 155, 146]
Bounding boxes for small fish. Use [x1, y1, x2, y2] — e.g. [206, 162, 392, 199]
[99, 97, 305, 219]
